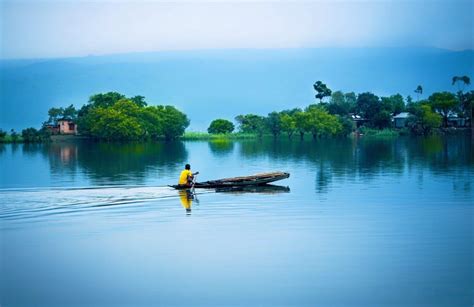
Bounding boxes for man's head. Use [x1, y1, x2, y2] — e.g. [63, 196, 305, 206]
[185, 164, 191, 170]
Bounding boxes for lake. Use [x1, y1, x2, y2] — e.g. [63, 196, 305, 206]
[0, 136, 473, 306]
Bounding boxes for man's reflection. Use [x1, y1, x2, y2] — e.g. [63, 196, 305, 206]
[179, 189, 194, 215]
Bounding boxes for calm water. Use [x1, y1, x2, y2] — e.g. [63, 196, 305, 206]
[0, 136, 473, 306]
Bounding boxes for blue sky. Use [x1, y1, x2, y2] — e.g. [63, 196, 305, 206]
[1, 0, 473, 59]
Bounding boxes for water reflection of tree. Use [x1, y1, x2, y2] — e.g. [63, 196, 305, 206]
[239, 136, 472, 193]
[75, 141, 188, 184]
[208, 140, 235, 156]
[24, 141, 188, 185]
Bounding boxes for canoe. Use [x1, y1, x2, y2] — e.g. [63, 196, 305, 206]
[169, 171, 290, 189]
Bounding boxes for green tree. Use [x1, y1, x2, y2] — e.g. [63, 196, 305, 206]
[0, 129, 6, 142]
[414, 85, 423, 102]
[428, 91, 457, 127]
[235, 114, 267, 137]
[293, 111, 308, 139]
[305, 105, 342, 139]
[407, 103, 442, 135]
[383, 94, 405, 115]
[208, 119, 235, 134]
[280, 113, 296, 138]
[10, 129, 19, 143]
[327, 91, 352, 116]
[356, 92, 381, 127]
[47, 107, 64, 124]
[266, 112, 282, 137]
[313, 81, 332, 103]
[131, 95, 147, 107]
[452, 76, 470, 92]
[139, 106, 164, 139]
[21, 128, 41, 143]
[158, 105, 190, 140]
[88, 92, 126, 108]
[62, 104, 77, 120]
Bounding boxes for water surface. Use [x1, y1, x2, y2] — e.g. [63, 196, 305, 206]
[1, 136, 472, 306]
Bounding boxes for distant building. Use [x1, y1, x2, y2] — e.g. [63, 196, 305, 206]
[446, 112, 468, 127]
[58, 119, 77, 134]
[44, 119, 77, 135]
[393, 112, 410, 128]
[350, 114, 368, 128]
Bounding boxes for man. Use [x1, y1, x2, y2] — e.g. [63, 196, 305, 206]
[178, 164, 199, 187]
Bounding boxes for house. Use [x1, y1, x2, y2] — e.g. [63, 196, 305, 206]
[44, 119, 77, 135]
[57, 119, 77, 134]
[350, 114, 368, 128]
[393, 112, 410, 128]
[446, 112, 468, 127]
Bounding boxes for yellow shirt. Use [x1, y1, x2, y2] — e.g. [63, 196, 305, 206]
[178, 169, 192, 185]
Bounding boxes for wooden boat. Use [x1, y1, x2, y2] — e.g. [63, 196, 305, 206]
[169, 172, 290, 189]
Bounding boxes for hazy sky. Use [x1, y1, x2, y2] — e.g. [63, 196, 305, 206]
[1, 0, 473, 59]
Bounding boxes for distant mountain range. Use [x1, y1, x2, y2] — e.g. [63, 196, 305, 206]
[1, 47, 473, 131]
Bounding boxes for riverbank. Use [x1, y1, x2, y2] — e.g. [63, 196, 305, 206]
[1, 128, 471, 144]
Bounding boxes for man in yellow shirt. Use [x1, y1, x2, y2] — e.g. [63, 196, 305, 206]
[178, 164, 199, 187]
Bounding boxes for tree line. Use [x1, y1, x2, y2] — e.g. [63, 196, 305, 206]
[208, 75, 472, 137]
[1, 75, 471, 143]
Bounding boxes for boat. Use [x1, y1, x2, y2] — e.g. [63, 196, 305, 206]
[169, 172, 290, 189]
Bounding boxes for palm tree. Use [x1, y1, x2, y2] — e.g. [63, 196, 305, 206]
[414, 85, 423, 102]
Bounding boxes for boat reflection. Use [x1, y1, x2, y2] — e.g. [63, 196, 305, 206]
[177, 184, 290, 214]
[214, 184, 290, 194]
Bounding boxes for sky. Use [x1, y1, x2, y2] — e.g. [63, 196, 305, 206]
[0, 0, 473, 59]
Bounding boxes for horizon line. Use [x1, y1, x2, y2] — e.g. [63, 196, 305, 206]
[2, 46, 474, 61]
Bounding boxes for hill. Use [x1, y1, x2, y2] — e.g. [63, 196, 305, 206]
[1, 47, 473, 131]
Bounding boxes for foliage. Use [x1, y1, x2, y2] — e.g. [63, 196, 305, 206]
[406, 103, 442, 135]
[76, 92, 189, 140]
[305, 105, 342, 138]
[327, 91, 355, 116]
[313, 81, 332, 103]
[235, 114, 267, 137]
[21, 127, 51, 143]
[0, 129, 6, 142]
[414, 85, 423, 101]
[428, 91, 457, 127]
[280, 113, 296, 138]
[208, 119, 235, 134]
[266, 112, 282, 137]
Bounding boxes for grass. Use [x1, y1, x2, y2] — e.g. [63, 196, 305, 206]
[181, 132, 260, 140]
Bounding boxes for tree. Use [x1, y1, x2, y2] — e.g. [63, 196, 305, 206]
[157, 105, 190, 140]
[452, 76, 470, 92]
[266, 112, 282, 137]
[305, 105, 342, 139]
[10, 129, 19, 143]
[293, 111, 308, 139]
[47, 107, 64, 124]
[428, 92, 457, 127]
[140, 106, 164, 139]
[131, 95, 147, 107]
[356, 92, 381, 127]
[280, 113, 296, 138]
[327, 91, 352, 116]
[62, 104, 77, 120]
[88, 92, 126, 108]
[407, 103, 442, 135]
[22, 128, 41, 143]
[414, 85, 423, 102]
[0, 129, 6, 142]
[208, 119, 235, 134]
[313, 81, 332, 103]
[235, 114, 267, 137]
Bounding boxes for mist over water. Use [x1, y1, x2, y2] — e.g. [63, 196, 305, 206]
[0, 136, 472, 306]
